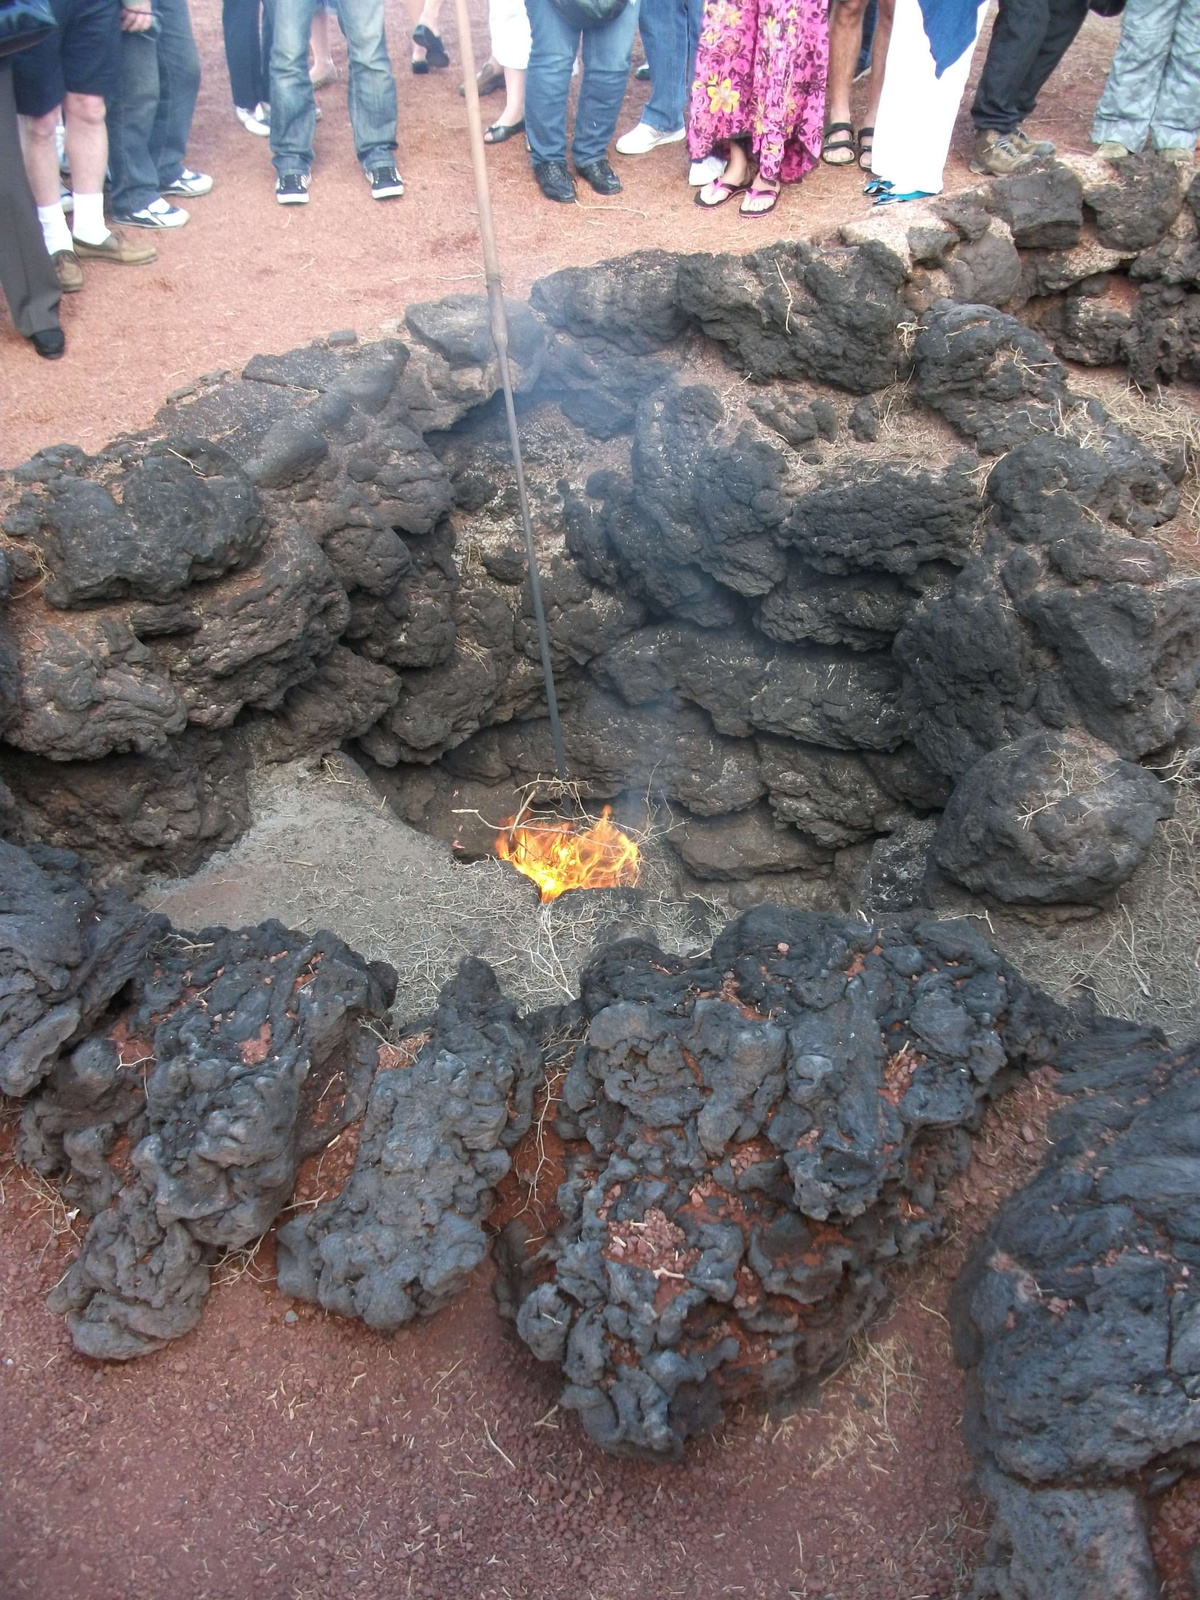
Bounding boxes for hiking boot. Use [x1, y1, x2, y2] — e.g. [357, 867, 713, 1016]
[970, 129, 1035, 176]
[575, 157, 621, 194]
[72, 229, 157, 264]
[1158, 146, 1195, 167]
[1011, 127, 1055, 159]
[51, 249, 83, 292]
[1095, 140, 1130, 161]
[275, 172, 310, 204]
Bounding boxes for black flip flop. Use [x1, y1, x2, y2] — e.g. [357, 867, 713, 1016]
[413, 23, 450, 67]
[483, 119, 525, 144]
[821, 121, 855, 166]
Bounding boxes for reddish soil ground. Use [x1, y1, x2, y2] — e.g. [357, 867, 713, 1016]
[0, 2, 1134, 468]
[1, 1060, 1063, 1600]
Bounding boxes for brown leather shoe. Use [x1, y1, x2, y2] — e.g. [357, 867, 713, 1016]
[52, 249, 84, 292]
[72, 228, 157, 265]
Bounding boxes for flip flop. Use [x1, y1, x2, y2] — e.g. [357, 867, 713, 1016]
[857, 125, 874, 170]
[694, 176, 750, 208]
[483, 119, 525, 144]
[822, 121, 855, 166]
[873, 187, 938, 207]
[740, 182, 779, 218]
[863, 175, 891, 196]
[412, 24, 449, 67]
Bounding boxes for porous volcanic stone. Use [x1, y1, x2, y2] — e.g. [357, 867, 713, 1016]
[500, 907, 1073, 1459]
[914, 302, 1070, 453]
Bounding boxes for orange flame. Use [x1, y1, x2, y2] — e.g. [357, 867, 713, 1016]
[495, 805, 641, 902]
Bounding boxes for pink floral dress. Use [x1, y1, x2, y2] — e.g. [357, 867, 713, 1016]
[688, 0, 829, 183]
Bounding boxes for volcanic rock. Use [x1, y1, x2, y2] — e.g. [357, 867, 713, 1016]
[499, 907, 1073, 1459]
[275, 958, 543, 1328]
[530, 250, 689, 353]
[985, 163, 1085, 250]
[914, 302, 1070, 453]
[668, 804, 833, 880]
[952, 1024, 1200, 1598]
[932, 730, 1173, 906]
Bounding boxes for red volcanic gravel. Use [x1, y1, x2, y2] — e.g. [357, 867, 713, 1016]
[0, 4, 1138, 468]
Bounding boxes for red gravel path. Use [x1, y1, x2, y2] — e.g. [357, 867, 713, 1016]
[0, 4, 1127, 468]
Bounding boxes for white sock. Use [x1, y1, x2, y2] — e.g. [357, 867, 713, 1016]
[37, 202, 73, 256]
[71, 192, 109, 245]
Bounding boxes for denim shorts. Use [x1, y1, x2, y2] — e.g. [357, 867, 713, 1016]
[12, 0, 122, 117]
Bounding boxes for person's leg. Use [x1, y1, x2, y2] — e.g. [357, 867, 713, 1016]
[270, 0, 319, 175]
[62, 90, 112, 239]
[310, 4, 335, 80]
[106, 25, 163, 216]
[873, 0, 986, 194]
[827, 0, 871, 134]
[260, 0, 274, 101]
[409, 0, 444, 66]
[1010, 0, 1089, 123]
[489, 0, 529, 123]
[339, 0, 397, 169]
[1150, 0, 1199, 150]
[1094, 0, 1181, 151]
[0, 61, 62, 337]
[223, 0, 261, 106]
[971, 0, 1051, 132]
[147, 0, 201, 192]
[637, 0, 686, 133]
[860, 0, 893, 129]
[573, 0, 639, 166]
[524, 0, 577, 166]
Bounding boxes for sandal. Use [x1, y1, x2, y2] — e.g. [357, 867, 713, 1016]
[484, 118, 525, 143]
[856, 125, 874, 169]
[740, 182, 779, 218]
[694, 176, 750, 208]
[459, 64, 505, 97]
[873, 187, 938, 207]
[412, 23, 449, 67]
[822, 121, 855, 166]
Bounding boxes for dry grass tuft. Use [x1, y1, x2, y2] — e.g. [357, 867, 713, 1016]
[810, 1332, 922, 1476]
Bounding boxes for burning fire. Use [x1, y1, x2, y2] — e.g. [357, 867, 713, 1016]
[495, 805, 640, 901]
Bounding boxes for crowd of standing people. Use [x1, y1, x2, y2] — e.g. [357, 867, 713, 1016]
[1, 0, 1198, 358]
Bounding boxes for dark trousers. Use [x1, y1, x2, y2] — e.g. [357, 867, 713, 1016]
[971, 0, 1090, 132]
[107, 0, 202, 215]
[223, 0, 274, 110]
[0, 60, 61, 338]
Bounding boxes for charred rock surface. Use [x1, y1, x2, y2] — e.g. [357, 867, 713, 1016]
[952, 1026, 1200, 1599]
[275, 958, 543, 1328]
[498, 907, 1073, 1460]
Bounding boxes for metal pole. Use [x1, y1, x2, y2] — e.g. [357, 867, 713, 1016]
[451, 0, 569, 786]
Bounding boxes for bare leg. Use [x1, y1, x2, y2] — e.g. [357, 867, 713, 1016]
[862, 0, 894, 131]
[309, 8, 335, 80]
[827, 0, 871, 132]
[497, 65, 525, 126]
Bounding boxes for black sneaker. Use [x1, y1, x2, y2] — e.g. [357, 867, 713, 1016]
[275, 172, 310, 205]
[576, 157, 621, 195]
[368, 164, 405, 199]
[532, 159, 577, 203]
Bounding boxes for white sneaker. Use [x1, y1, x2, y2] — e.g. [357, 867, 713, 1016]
[615, 120, 685, 156]
[165, 168, 213, 198]
[115, 197, 190, 228]
[689, 154, 727, 186]
[236, 104, 270, 136]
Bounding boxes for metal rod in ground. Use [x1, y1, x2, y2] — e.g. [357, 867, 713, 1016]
[451, 0, 569, 787]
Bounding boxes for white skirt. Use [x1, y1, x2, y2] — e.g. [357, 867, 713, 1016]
[490, 0, 532, 70]
[871, 0, 989, 196]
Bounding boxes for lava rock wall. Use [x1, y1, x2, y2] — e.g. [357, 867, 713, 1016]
[1, 157, 1196, 916]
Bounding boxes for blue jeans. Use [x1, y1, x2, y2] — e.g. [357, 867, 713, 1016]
[270, 0, 396, 176]
[107, 0, 201, 216]
[638, 0, 700, 134]
[525, 0, 640, 167]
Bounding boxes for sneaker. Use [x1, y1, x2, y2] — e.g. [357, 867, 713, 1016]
[236, 104, 270, 136]
[634, 62, 650, 81]
[165, 168, 213, 198]
[114, 197, 189, 228]
[60, 186, 73, 212]
[368, 163, 405, 199]
[1011, 127, 1055, 158]
[1095, 140, 1131, 160]
[51, 249, 83, 292]
[72, 228, 157, 264]
[689, 154, 727, 186]
[615, 120, 685, 155]
[970, 129, 1036, 176]
[276, 172, 310, 204]
[1158, 146, 1195, 167]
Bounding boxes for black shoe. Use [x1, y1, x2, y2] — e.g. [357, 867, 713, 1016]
[368, 163, 405, 199]
[576, 157, 621, 195]
[533, 159, 577, 203]
[275, 172, 310, 204]
[412, 23, 449, 66]
[29, 326, 66, 360]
